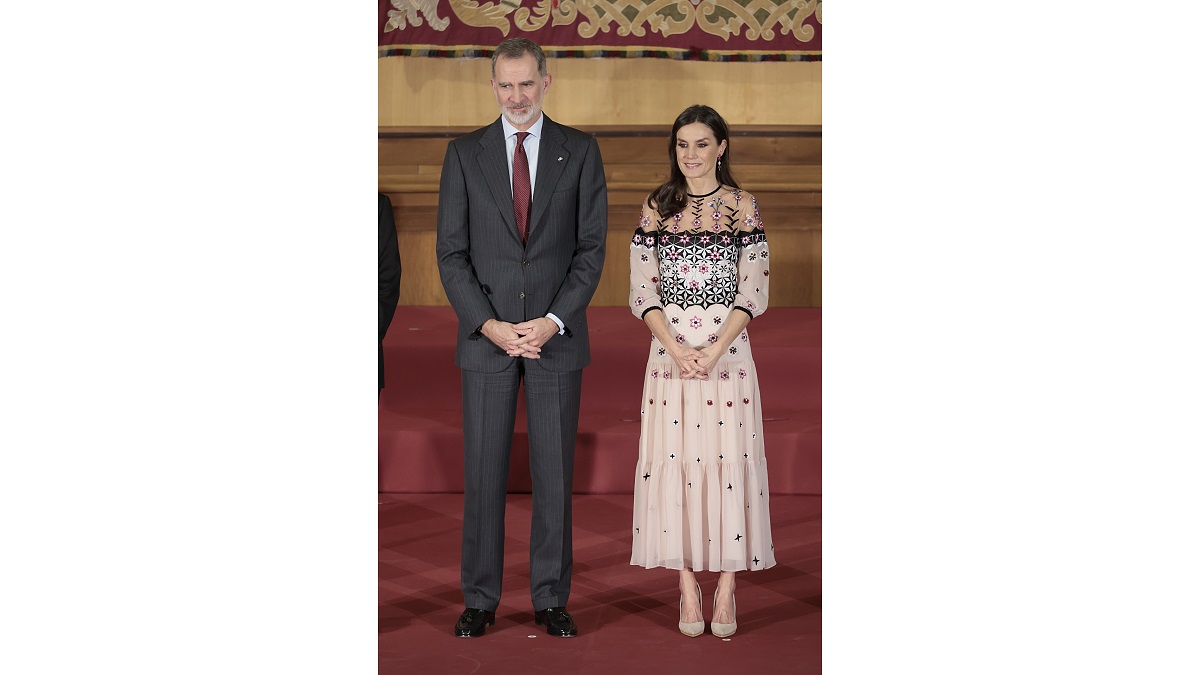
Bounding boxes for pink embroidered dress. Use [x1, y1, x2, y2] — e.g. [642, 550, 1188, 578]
[628, 188, 776, 572]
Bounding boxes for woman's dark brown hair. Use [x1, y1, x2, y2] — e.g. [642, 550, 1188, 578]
[648, 104, 740, 219]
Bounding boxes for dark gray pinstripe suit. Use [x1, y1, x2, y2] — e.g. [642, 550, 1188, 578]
[436, 114, 607, 612]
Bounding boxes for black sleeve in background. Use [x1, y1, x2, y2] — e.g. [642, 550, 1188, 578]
[379, 193, 401, 342]
[379, 193, 402, 391]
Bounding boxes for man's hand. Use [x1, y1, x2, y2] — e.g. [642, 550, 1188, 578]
[480, 319, 536, 357]
[509, 317, 560, 359]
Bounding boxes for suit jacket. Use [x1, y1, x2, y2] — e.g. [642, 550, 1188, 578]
[436, 115, 607, 373]
[379, 193, 401, 389]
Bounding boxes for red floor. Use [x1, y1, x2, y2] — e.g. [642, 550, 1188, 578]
[379, 493, 821, 673]
[379, 306, 821, 494]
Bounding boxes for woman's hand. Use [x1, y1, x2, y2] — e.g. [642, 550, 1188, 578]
[669, 344, 707, 379]
[690, 344, 725, 380]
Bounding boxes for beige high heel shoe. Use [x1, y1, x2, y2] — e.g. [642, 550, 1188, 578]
[678, 583, 704, 637]
[711, 593, 737, 638]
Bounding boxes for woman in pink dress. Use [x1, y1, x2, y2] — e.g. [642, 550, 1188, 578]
[629, 105, 776, 638]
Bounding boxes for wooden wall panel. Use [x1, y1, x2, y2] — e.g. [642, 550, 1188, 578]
[379, 57, 822, 127]
[381, 126, 821, 307]
[591, 133, 823, 165]
[395, 230, 448, 305]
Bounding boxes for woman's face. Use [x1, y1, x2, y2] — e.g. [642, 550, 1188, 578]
[675, 122, 727, 183]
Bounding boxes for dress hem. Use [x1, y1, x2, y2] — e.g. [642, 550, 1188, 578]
[629, 561, 778, 573]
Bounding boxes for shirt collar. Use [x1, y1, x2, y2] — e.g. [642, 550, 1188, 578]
[502, 113, 544, 141]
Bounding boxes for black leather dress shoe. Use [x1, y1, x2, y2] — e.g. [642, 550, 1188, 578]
[533, 607, 578, 637]
[453, 608, 496, 638]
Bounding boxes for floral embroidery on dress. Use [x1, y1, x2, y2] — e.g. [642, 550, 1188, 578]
[629, 193, 770, 377]
[648, 193, 754, 312]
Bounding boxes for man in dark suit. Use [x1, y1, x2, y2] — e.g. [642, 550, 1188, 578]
[379, 193, 401, 396]
[436, 37, 607, 639]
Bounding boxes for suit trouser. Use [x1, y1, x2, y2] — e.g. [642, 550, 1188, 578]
[460, 358, 582, 612]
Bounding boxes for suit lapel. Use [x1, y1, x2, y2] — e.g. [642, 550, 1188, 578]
[476, 120, 520, 241]
[529, 116, 569, 246]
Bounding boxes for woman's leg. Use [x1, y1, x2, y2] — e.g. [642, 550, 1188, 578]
[713, 571, 737, 625]
[679, 568, 702, 623]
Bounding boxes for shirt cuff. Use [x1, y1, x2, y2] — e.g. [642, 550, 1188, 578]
[546, 313, 566, 336]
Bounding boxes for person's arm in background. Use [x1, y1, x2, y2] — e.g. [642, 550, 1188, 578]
[379, 193, 401, 343]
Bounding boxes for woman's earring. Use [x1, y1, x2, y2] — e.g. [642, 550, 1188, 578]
[717, 156, 722, 171]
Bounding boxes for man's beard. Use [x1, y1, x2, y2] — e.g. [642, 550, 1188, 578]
[502, 102, 541, 126]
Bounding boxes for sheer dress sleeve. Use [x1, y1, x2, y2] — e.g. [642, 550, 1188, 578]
[629, 201, 664, 320]
[732, 193, 769, 320]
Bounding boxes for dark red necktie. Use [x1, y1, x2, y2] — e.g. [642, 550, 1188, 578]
[513, 131, 531, 245]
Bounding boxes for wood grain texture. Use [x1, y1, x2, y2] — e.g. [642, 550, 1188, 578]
[381, 126, 821, 307]
[379, 57, 822, 126]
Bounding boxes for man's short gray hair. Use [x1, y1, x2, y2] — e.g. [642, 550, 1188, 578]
[491, 38, 547, 77]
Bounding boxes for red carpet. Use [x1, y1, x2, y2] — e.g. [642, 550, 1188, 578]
[379, 492, 821, 673]
[379, 306, 821, 494]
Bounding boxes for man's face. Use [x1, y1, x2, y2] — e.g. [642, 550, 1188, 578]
[491, 54, 551, 129]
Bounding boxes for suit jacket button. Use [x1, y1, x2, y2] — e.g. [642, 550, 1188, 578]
[519, 292, 526, 299]
[523, 260, 529, 267]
